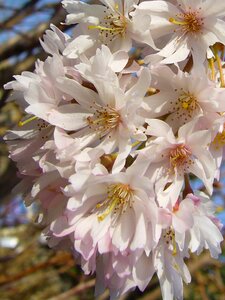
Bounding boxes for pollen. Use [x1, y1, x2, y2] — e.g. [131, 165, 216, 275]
[169, 144, 192, 171]
[179, 91, 198, 111]
[88, 5, 127, 44]
[96, 183, 134, 221]
[87, 105, 121, 138]
[169, 8, 204, 34]
[170, 90, 200, 124]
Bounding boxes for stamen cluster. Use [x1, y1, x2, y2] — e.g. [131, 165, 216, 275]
[169, 9, 204, 34]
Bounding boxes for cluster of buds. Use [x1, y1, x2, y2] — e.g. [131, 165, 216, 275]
[5, 1, 225, 299]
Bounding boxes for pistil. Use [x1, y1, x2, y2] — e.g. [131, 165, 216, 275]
[88, 6, 127, 44]
[18, 115, 38, 127]
[169, 9, 203, 34]
[87, 105, 120, 137]
[96, 183, 134, 221]
[169, 144, 192, 171]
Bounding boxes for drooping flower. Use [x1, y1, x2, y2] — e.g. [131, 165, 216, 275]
[153, 229, 191, 300]
[184, 192, 223, 258]
[48, 164, 159, 297]
[51, 164, 159, 254]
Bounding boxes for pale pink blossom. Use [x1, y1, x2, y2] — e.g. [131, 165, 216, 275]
[51, 165, 159, 254]
[137, 0, 225, 64]
[49, 165, 159, 297]
[142, 65, 225, 132]
[62, 0, 155, 54]
[4, 1, 225, 299]
[134, 119, 216, 206]
[184, 192, 223, 258]
[50, 49, 150, 172]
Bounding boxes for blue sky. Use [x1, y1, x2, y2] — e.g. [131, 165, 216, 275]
[0, 0, 59, 42]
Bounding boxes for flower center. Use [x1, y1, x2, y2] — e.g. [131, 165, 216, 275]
[88, 4, 127, 44]
[169, 90, 200, 124]
[169, 144, 192, 170]
[169, 9, 203, 34]
[178, 91, 199, 115]
[87, 105, 121, 138]
[96, 183, 134, 221]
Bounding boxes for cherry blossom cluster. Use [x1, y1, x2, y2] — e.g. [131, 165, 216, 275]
[4, 0, 225, 299]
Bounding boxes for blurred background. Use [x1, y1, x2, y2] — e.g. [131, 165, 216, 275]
[0, 1, 225, 299]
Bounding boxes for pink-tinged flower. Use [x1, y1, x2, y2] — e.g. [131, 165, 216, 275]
[153, 204, 192, 300]
[153, 189, 222, 300]
[94, 251, 155, 299]
[51, 165, 159, 253]
[4, 52, 81, 179]
[49, 164, 159, 297]
[4, 54, 78, 123]
[159, 192, 223, 258]
[62, 0, 155, 55]
[3, 55, 69, 194]
[50, 49, 150, 172]
[40, 24, 71, 57]
[137, 0, 225, 64]
[184, 192, 223, 258]
[134, 119, 216, 206]
[209, 117, 225, 180]
[32, 174, 69, 226]
[142, 65, 225, 133]
[76, 45, 129, 79]
[153, 230, 191, 300]
[4, 119, 52, 177]
[154, 194, 207, 300]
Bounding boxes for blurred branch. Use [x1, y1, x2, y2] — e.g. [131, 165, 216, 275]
[0, 252, 73, 286]
[48, 279, 96, 300]
[0, 0, 40, 29]
[0, 3, 63, 62]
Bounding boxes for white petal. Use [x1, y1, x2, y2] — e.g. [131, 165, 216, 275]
[48, 104, 90, 130]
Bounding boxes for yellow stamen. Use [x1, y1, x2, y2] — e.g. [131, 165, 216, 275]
[114, 3, 119, 11]
[208, 57, 216, 81]
[172, 234, 177, 256]
[169, 17, 188, 26]
[178, 92, 198, 111]
[97, 199, 118, 221]
[18, 115, 37, 127]
[87, 105, 120, 137]
[132, 141, 142, 148]
[173, 263, 180, 271]
[213, 45, 225, 88]
[212, 129, 225, 149]
[169, 144, 192, 169]
[96, 183, 133, 222]
[88, 25, 121, 32]
[137, 59, 145, 65]
[169, 10, 203, 34]
[182, 102, 189, 109]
